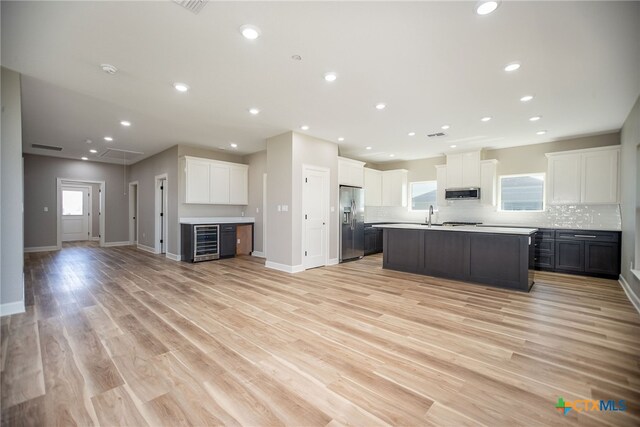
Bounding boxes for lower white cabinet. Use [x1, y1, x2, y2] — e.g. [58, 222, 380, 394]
[381, 169, 408, 207]
[364, 168, 382, 206]
[184, 156, 248, 205]
[546, 146, 619, 205]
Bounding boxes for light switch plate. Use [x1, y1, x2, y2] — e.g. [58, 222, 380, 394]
[43, 207, 49, 212]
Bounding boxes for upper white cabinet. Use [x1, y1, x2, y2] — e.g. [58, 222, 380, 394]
[364, 168, 382, 206]
[338, 157, 365, 188]
[184, 156, 249, 205]
[446, 151, 481, 188]
[381, 169, 408, 207]
[480, 159, 498, 206]
[435, 165, 447, 207]
[546, 146, 620, 205]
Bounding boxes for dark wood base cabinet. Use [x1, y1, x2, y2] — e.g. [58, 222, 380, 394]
[364, 226, 383, 255]
[533, 229, 621, 279]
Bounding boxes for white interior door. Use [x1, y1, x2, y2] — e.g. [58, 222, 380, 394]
[303, 167, 328, 269]
[61, 185, 90, 241]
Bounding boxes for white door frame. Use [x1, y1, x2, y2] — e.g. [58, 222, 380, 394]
[155, 173, 168, 254]
[302, 164, 330, 269]
[128, 181, 139, 244]
[57, 178, 105, 249]
[262, 172, 267, 258]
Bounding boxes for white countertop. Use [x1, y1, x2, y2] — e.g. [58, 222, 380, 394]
[180, 217, 255, 224]
[479, 223, 621, 232]
[373, 223, 537, 235]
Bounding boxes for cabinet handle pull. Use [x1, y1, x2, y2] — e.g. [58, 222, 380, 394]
[574, 234, 597, 238]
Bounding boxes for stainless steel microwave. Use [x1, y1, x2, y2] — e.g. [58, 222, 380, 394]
[445, 187, 481, 200]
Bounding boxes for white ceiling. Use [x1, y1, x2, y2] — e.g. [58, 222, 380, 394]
[2, 1, 639, 164]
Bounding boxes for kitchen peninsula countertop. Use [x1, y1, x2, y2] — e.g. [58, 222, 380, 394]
[179, 217, 255, 224]
[373, 223, 537, 235]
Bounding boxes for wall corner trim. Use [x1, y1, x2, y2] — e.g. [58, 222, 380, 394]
[137, 243, 158, 254]
[619, 274, 640, 315]
[265, 261, 304, 273]
[0, 300, 25, 317]
[103, 241, 132, 247]
[327, 258, 339, 266]
[24, 245, 59, 253]
[251, 251, 265, 258]
[166, 252, 181, 261]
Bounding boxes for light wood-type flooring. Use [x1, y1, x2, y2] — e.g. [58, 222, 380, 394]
[2, 242, 639, 426]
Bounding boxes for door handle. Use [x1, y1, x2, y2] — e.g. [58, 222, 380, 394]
[574, 234, 597, 238]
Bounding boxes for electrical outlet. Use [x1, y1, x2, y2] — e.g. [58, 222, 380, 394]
[256, 207, 259, 213]
[237, 239, 240, 244]
[43, 206, 48, 212]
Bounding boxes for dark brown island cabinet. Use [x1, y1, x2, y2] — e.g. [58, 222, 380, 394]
[364, 225, 384, 255]
[534, 228, 621, 279]
[181, 222, 254, 262]
[377, 225, 536, 292]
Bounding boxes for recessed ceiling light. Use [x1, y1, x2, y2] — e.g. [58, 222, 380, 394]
[529, 115, 542, 121]
[536, 130, 547, 135]
[375, 103, 386, 110]
[450, 145, 457, 148]
[520, 95, 534, 102]
[104, 136, 113, 141]
[100, 63, 118, 74]
[248, 108, 260, 115]
[504, 62, 521, 72]
[408, 132, 415, 136]
[230, 143, 238, 148]
[81, 157, 88, 161]
[476, 1, 500, 15]
[389, 154, 395, 157]
[324, 72, 337, 82]
[441, 125, 450, 130]
[481, 116, 492, 122]
[120, 120, 131, 127]
[240, 25, 261, 40]
[366, 146, 372, 150]
[300, 125, 309, 130]
[338, 137, 345, 142]
[173, 82, 190, 92]
[89, 149, 97, 154]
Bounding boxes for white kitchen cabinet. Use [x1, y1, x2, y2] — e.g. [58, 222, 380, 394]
[183, 156, 249, 205]
[185, 158, 211, 204]
[435, 165, 447, 207]
[581, 148, 619, 204]
[480, 159, 498, 206]
[229, 164, 249, 205]
[546, 146, 620, 205]
[364, 167, 382, 206]
[338, 157, 365, 187]
[381, 169, 408, 207]
[446, 151, 481, 188]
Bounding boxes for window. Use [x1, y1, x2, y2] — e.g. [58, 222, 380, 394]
[499, 174, 545, 211]
[409, 181, 437, 211]
[62, 190, 84, 216]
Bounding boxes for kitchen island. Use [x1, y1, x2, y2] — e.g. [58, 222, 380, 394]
[373, 224, 538, 291]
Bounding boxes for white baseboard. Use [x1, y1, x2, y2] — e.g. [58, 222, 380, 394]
[619, 274, 640, 315]
[90, 237, 100, 242]
[0, 300, 25, 317]
[265, 261, 304, 274]
[166, 252, 181, 261]
[24, 245, 59, 253]
[103, 241, 132, 247]
[327, 258, 339, 266]
[251, 251, 265, 258]
[137, 243, 158, 254]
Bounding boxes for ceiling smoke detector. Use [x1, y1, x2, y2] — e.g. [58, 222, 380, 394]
[100, 64, 118, 75]
[173, 0, 208, 14]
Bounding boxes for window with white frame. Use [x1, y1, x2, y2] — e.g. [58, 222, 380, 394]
[409, 181, 437, 211]
[499, 173, 545, 211]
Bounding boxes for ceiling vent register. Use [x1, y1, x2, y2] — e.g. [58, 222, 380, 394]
[427, 132, 446, 138]
[32, 144, 63, 151]
[173, 0, 208, 14]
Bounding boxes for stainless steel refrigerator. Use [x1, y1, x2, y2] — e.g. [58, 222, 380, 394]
[339, 185, 365, 262]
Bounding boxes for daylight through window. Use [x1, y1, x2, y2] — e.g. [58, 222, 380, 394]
[499, 174, 545, 211]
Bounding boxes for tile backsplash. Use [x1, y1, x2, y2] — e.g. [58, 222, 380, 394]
[365, 202, 622, 230]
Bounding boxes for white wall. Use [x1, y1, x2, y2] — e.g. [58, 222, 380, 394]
[620, 95, 640, 308]
[1, 67, 25, 315]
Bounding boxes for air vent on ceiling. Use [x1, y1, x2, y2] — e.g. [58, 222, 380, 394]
[427, 132, 446, 138]
[32, 143, 63, 151]
[173, 0, 207, 14]
[100, 148, 144, 163]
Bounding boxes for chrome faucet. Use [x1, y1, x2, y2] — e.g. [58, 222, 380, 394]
[427, 205, 434, 228]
